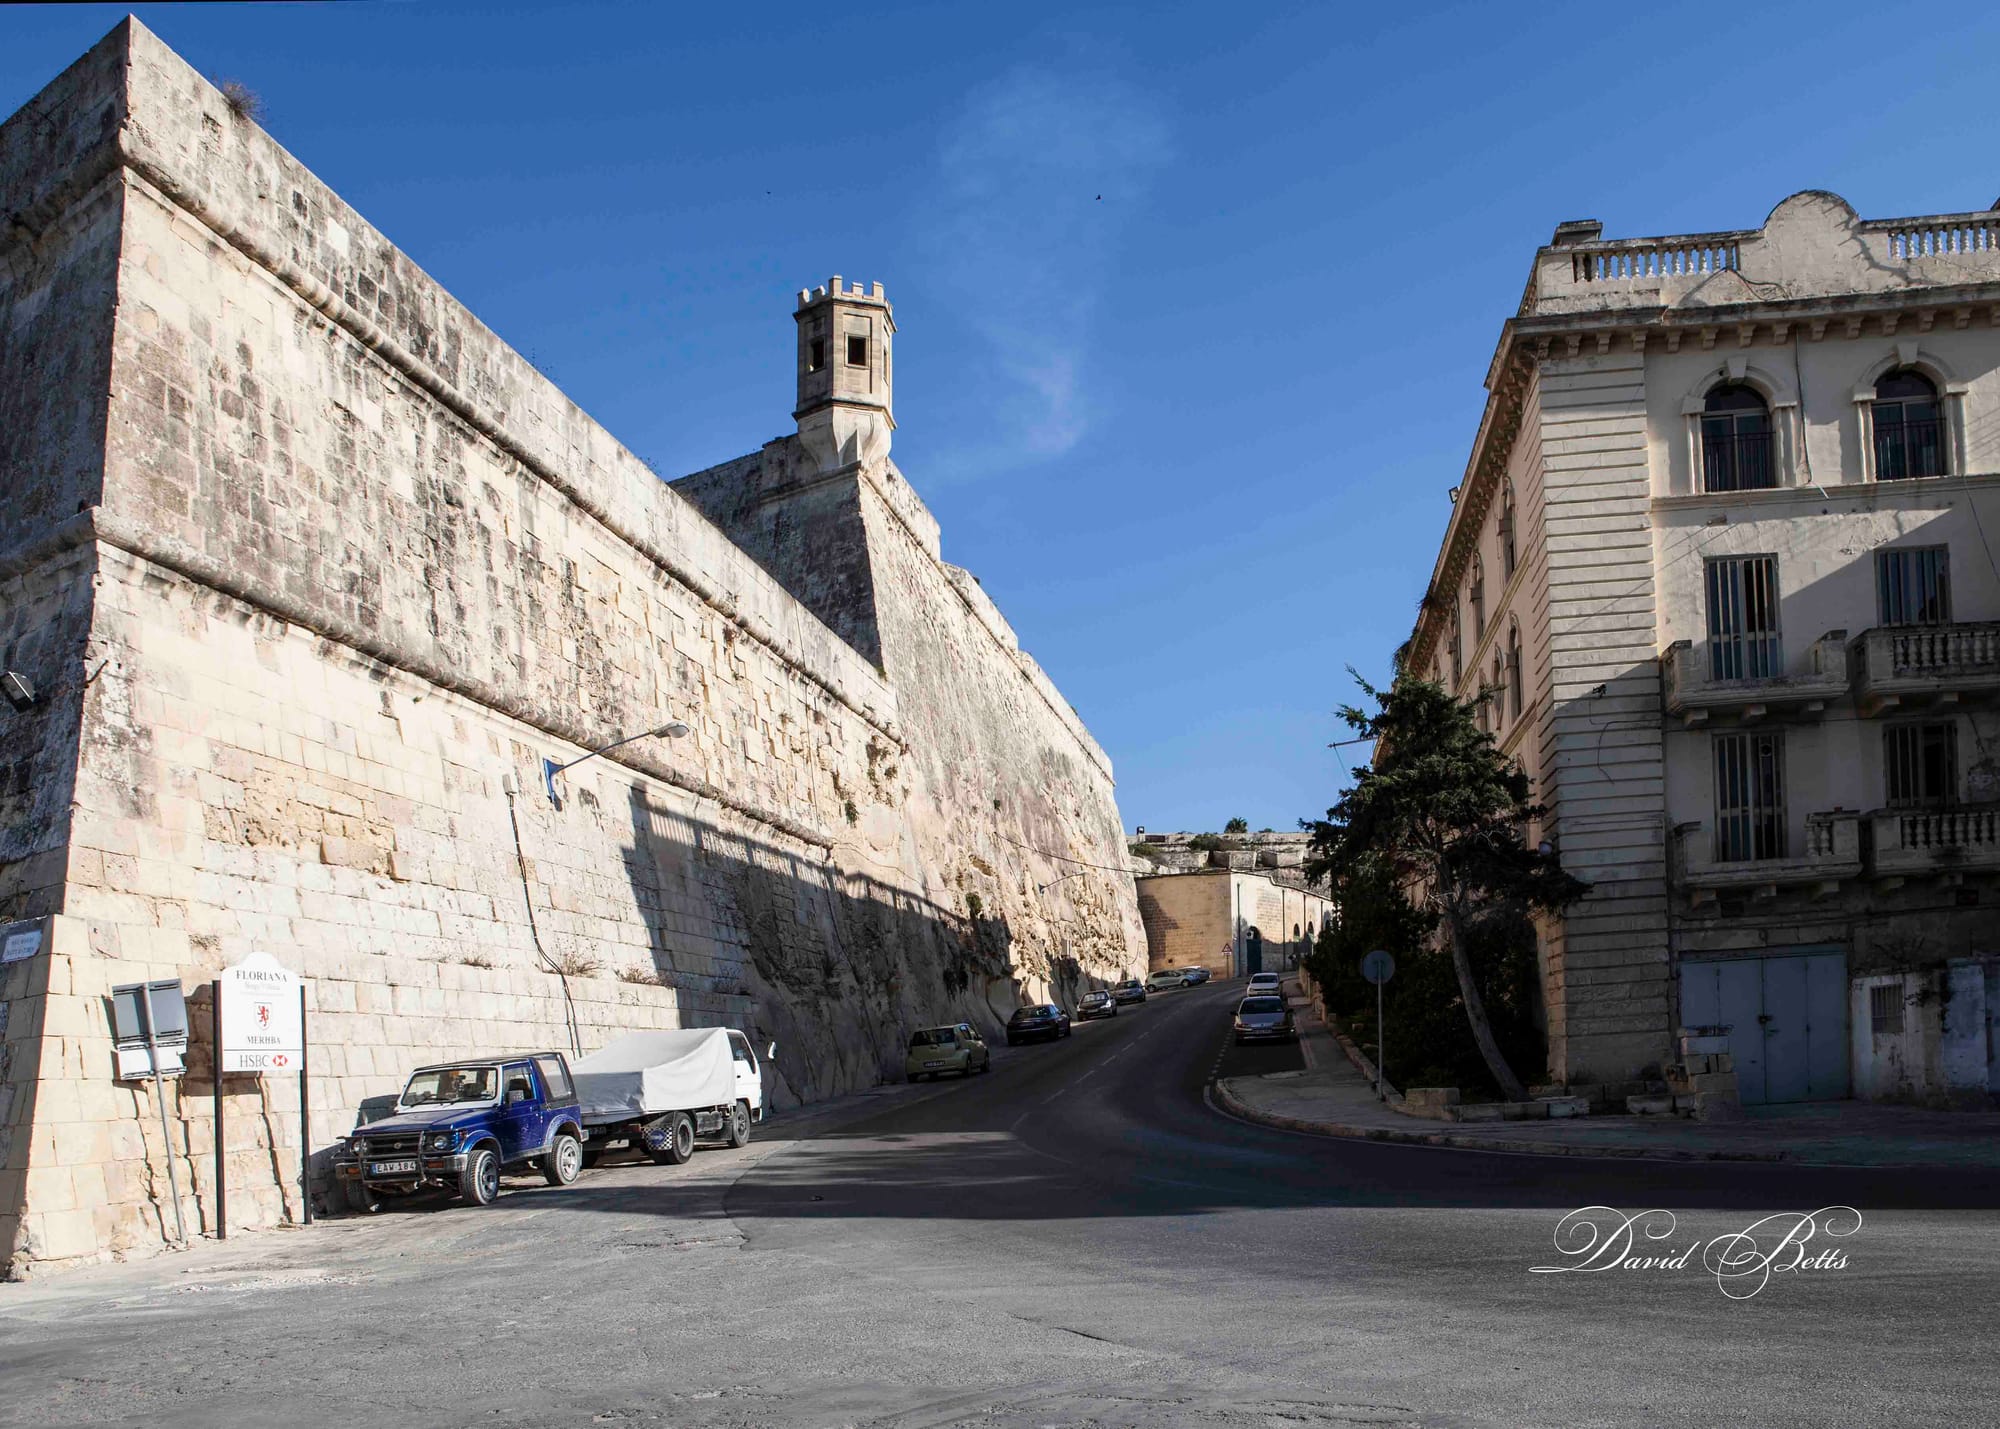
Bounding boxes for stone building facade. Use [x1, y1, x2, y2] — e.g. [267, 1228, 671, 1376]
[1407, 190, 2000, 1104]
[0, 21, 1142, 1276]
[1136, 870, 1334, 980]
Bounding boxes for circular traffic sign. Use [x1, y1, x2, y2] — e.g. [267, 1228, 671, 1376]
[1360, 949, 1396, 985]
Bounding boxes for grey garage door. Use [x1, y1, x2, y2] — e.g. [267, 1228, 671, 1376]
[1679, 948, 1849, 1104]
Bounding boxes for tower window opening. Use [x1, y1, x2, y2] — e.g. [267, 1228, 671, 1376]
[846, 335, 868, 367]
[807, 338, 825, 373]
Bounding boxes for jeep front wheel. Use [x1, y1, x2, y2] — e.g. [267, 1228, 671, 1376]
[542, 1130, 583, 1186]
[460, 1147, 501, 1206]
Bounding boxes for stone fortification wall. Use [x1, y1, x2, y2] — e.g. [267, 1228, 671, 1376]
[853, 474, 1142, 1007]
[0, 21, 1129, 1277]
[678, 444, 1144, 1016]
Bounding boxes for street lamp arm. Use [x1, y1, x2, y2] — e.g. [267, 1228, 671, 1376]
[543, 719, 691, 803]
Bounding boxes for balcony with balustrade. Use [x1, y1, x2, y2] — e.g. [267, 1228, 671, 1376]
[1868, 806, 2000, 881]
[1661, 631, 1850, 727]
[1848, 623, 2000, 716]
[1674, 810, 1863, 905]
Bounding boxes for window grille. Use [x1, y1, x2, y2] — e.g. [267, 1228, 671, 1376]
[1714, 731, 1785, 861]
[1701, 384, 1775, 492]
[1870, 983, 1904, 1037]
[1876, 546, 1951, 626]
[1706, 556, 1782, 680]
[1884, 723, 1957, 807]
[1872, 370, 1944, 480]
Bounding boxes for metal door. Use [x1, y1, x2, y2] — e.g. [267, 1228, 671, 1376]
[497, 1061, 538, 1158]
[1245, 927, 1263, 976]
[1679, 949, 1849, 1104]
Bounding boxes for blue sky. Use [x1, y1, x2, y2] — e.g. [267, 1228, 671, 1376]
[8, 3, 2000, 834]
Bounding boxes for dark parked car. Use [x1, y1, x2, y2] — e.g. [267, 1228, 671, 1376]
[1232, 995, 1297, 1045]
[1077, 989, 1118, 1020]
[1109, 979, 1148, 1006]
[1006, 1003, 1072, 1045]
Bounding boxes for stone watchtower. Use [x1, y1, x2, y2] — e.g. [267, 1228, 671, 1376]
[794, 278, 895, 473]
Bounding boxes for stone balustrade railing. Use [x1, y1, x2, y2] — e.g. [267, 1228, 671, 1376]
[1870, 807, 2000, 875]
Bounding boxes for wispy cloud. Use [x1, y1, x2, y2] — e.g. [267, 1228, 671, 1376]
[917, 59, 1171, 466]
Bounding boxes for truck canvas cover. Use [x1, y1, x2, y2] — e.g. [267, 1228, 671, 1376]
[572, 1029, 736, 1119]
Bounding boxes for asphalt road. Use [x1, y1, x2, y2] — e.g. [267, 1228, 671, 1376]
[2, 978, 1996, 1428]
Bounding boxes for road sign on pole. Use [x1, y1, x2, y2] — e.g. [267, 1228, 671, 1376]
[218, 953, 303, 1073]
[1360, 950, 1395, 1102]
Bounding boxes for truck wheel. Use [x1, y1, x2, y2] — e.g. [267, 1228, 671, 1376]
[342, 1179, 380, 1215]
[726, 1101, 752, 1148]
[542, 1131, 583, 1186]
[646, 1112, 695, 1165]
[460, 1147, 500, 1206]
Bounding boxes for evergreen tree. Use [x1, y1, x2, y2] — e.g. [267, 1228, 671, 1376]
[1306, 671, 1585, 1101]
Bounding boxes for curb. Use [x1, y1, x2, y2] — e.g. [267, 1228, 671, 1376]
[1210, 1076, 1805, 1165]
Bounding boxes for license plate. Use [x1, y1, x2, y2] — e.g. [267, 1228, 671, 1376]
[923, 1061, 946, 1068]
[369, 1159, 418, 1176]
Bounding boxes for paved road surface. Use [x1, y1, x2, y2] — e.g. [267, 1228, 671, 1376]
[2, 978, 1995, 1427]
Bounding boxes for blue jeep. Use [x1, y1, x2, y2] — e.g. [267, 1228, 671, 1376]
[333, 1052, 584, 1211]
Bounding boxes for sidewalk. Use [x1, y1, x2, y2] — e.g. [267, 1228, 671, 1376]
[1214, 979, 2000, 1170]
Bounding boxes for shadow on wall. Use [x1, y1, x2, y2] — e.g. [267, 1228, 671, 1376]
[621, 786, 1023, 1107]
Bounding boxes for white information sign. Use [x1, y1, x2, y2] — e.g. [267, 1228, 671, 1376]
[1, 924, 42, 964]
[219, 953, 303, 1073]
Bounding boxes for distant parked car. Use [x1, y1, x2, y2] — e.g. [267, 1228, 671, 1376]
[1006, 1004, 1072, 1045]
[1077, 989, 1118, 1020]
[904, 1025, 990, 1081]
[1233, 994, 1297, 1045]
[1179, 967, 1211, 985]
[1110, 979, 1148, 1005]
[1246, 971, 1283, 997]
[1145, 970, 1185, 994]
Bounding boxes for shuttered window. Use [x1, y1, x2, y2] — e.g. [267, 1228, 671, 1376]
[1706, 555, 1782, 680]
[1876, 546, 1951, 626]
[1714, 732, 1785, 862]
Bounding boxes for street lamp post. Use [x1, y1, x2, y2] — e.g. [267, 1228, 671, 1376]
[543, 720, 691, 804]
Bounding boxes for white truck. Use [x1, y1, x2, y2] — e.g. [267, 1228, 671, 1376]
[571, 1028, 769, 1167]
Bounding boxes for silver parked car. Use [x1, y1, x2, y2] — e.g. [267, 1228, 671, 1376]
[1233, 994, 1296, 1045]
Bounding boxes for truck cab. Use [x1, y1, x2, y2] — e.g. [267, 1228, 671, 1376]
[333, 1051, 585, 1211]
[725, 1029, 766, 1121]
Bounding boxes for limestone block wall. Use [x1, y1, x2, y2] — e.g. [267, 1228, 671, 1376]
[1534, 352, 1671, 1085]
[854, 474, 1143, 1011]
[1137, 874, 1233, 976]
[0, 20, 1137, 1278]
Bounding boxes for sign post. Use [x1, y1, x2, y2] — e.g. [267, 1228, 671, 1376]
[111, 980, 190, 1245]
[211, 979, 225, 1241]
[217, 954, 307, 1222]
[1360, 949, 1396, 1102]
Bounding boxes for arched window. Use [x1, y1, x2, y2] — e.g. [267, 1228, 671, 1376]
[1448, 607, 1463, 685]
[1491, 655, 1505, 731]
[1701, 383, 1774, 492]
[1468, 555, 1487, 640]
[1506, 622, 1523, 719]
[1499, 485, 1517, 578]
[1873, 370, 1944, 480]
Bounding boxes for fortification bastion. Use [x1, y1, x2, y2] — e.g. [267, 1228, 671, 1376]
[0, 20, 1142, 1276]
